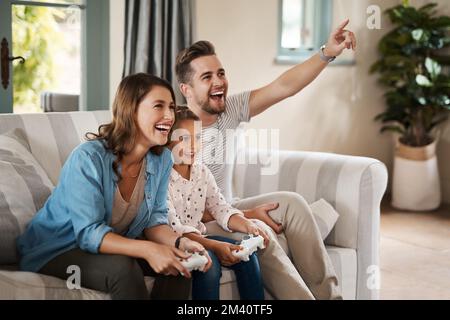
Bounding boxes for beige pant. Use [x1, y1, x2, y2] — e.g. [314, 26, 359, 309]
[205, 191, 342, 300]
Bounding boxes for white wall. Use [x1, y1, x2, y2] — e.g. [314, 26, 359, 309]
[432, 0, 450, 206]
[109, 0, 125, 106]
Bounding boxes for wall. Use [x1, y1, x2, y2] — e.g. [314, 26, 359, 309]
[432, 0, 450, 206]
[195, 0, 450, 203]
[109, 0, 125, 105]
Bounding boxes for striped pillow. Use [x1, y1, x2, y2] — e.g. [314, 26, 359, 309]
[310, 198, 340, 240]
[0, 129, 54, 264]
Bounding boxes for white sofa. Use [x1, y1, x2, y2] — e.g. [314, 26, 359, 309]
[0, 111, 388, 299]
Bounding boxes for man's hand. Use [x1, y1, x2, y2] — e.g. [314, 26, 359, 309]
[324, 18, 356, 57]
[243, 203, 283, 234]
[247, 19, 357, 118]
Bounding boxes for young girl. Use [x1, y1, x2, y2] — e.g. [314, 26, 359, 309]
[167, 107, 267, 300]
[17, 73, 209, 300]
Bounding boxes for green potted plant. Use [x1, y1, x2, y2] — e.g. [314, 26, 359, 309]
[370, 0, 450, 210]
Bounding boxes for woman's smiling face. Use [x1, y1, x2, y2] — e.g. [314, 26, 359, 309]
[135, 85, 175, 147]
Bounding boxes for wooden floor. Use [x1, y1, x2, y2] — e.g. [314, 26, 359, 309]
[380, 201, 450, 300]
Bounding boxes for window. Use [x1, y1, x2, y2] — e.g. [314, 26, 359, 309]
[277, 0, 333, 64]
[12, 1, 84, 113]
[0, 0, 110, 114]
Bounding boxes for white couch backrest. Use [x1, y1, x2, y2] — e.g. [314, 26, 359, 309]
[0, 111, 112, 185]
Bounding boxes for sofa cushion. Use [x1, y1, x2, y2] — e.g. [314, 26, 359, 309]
[326, 245, 357, 300]
[0, 268, 244, 300]
[0, 247, 344, 299]
[0, 270, 111, 299]
[0, 129, 54, 264]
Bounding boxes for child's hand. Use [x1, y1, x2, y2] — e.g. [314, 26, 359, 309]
[201, 209, 215, 223]
[243, 220, 270, 248]
[201, 251, 213, 273]
[179, 237, 205, 253]
[228, 214, 271, 247]
[212, 241, 242, 267]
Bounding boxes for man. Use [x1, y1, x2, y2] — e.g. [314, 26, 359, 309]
[175, 19, 356, 299]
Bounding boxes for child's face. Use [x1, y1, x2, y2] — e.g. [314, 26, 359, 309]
[169, 119, 202, 165]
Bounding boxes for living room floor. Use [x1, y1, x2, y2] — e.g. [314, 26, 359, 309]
[380, 201, 450, 300]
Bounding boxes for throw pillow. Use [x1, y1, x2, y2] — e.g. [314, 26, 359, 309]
[0, 129, 54, 264]
[310, 198, 339, 240]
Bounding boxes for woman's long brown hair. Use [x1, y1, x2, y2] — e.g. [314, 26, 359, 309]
[86, 73, 177, 180]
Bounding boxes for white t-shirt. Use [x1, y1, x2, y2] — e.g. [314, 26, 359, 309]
[200, 91, 251, 201]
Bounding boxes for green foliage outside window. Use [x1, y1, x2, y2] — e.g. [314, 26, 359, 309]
[12, 5, 65, 112]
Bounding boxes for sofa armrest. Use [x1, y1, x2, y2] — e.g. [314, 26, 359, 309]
[232, 149, 388, 299]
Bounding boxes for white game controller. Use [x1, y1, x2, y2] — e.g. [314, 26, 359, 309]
[232, 234, 265, 262]
[179, 252, 208, 272]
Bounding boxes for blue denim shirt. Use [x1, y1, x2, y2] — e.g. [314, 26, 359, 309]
[17, 140, 173, 272]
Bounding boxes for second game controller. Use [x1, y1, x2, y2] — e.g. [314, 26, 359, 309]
[232, 234, 265, 262]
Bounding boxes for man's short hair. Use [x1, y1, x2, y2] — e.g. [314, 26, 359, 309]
[175, 40, 216, 84]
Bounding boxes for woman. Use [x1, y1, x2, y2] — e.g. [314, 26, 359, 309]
[17, 73, 211, 299]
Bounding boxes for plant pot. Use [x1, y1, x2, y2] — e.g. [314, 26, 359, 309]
[392, 138, 441, 211]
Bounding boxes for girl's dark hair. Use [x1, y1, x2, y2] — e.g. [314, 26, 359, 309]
[168, 106, 201, 144]
[85, 73, 176, 180]
[174, 106, 200, 129]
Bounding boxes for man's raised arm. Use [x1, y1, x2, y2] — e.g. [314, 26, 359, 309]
[248, 19, 356, 118]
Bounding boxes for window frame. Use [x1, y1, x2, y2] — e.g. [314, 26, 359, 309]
[276, 0, 333, 64]
[81, 0, 109, 111]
